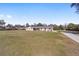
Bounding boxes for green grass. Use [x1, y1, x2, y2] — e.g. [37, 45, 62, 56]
[0, 30, 79, 56]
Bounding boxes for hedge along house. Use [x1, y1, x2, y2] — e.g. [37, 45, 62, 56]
[25, 26, 53, 32]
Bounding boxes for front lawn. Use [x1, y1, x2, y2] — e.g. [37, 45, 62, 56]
[0, 30, 79, 56]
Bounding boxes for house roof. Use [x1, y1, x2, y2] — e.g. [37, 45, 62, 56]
[27, 26, 53, 29]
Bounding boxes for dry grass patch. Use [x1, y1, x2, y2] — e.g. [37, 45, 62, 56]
[0, 30, 79, 56]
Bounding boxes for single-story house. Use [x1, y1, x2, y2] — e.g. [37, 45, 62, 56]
[25, 26, 53, 32]
[0, 25, 5, 30]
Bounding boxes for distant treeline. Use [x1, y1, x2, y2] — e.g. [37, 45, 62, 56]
[0, 20, 79, 31]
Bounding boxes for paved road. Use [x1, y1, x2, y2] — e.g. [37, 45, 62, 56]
[62, 32, 79, 43]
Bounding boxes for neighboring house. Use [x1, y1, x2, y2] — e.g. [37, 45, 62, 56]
[15, 26, 25, 30]
[25, 26, 53, 32]
[5, 25, 25, 30]
[0, 24, 5, 30]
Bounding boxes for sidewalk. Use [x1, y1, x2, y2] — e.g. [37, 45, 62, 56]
[62, 32, 79, 43]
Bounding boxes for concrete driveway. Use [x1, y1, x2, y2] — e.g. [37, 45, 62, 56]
[62, 32, 79, 43]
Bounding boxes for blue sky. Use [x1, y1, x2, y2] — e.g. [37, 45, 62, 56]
[0, 3, 79, 25]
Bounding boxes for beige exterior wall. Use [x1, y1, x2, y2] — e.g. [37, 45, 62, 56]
[40, 28, 45, 31]
[46, 28, 53, 32]
[25, 27, 33, 31]
[26, 27, 53, 32]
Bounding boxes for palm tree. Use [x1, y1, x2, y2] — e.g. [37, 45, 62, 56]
[71, 3, 79, 13]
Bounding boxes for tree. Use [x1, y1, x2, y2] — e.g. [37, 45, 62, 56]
[75, 24, 79, 31]
[0, 20, 5, 26]
[71, 3, 79, 13]
[77, 24, 79, 31]
[53, 24, 59, 30]
[0, 20, 6, 30]
[26, 23, 30, 27]
[66, 23, 76, 31]
[71, 4, 79, 31]
[59, 25, 64, 30]
[37, 23, 43, 26]
[6, 24, 14, 30]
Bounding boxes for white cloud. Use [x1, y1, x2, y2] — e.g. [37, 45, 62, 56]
[6, 15, 12, 18]
[0, 14, 12, 19]
[24, 16, 28, 19]
[0, 14, 4, 18]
